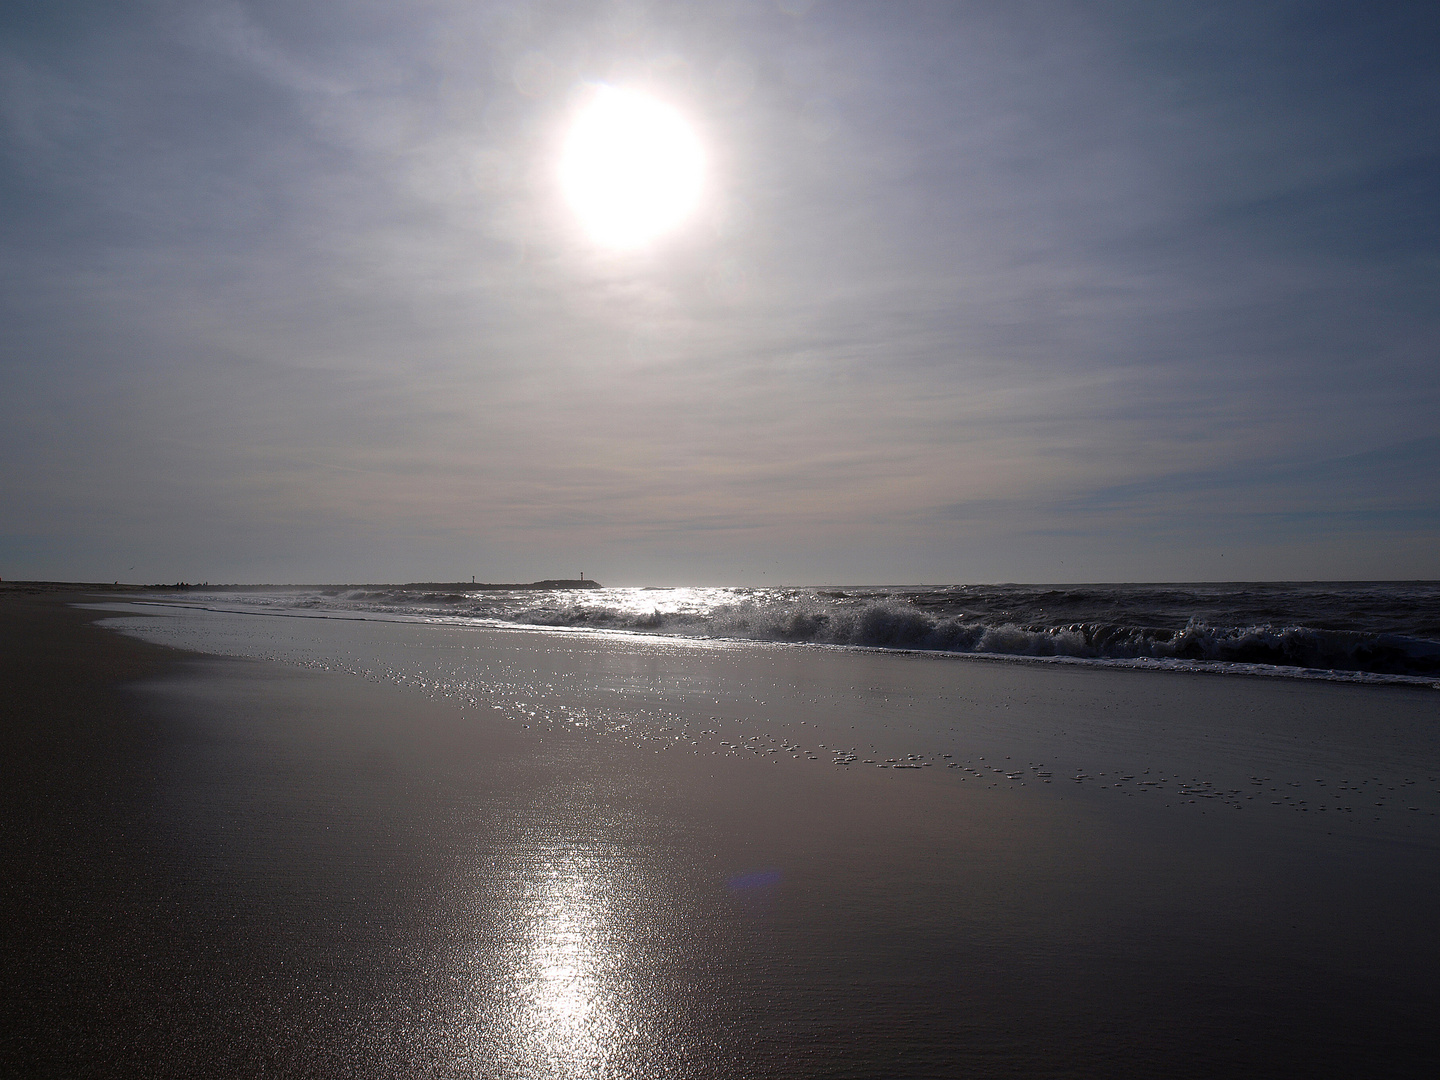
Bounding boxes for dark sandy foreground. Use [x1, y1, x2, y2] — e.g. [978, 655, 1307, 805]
[3, 592, 1439, 1078]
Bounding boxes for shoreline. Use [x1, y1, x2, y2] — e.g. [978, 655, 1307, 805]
[97, 599, 1440, 825]
[98, 590, 1440, 690]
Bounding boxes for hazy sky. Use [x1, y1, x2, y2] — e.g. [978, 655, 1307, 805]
[3, 1, 1437, 585]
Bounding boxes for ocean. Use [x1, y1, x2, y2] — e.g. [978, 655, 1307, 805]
[132, 580, 1440, 685]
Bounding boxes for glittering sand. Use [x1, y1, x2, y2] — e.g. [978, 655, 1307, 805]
[4, 592, 1439, 1077]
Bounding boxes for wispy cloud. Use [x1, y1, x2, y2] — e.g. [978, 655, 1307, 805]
[2, 1, 1436, 583]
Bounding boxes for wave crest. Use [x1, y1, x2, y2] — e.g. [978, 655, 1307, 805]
[164, 586, 1440, 682]
[497, 597, 1440, 678]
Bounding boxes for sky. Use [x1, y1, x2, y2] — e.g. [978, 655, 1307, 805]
[2, 0, 1438, 586]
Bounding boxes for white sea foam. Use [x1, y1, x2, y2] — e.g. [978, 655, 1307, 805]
[132, 582, 1440, 687]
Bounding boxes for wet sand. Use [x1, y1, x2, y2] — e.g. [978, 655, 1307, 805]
[4, 592, 1439, 1077]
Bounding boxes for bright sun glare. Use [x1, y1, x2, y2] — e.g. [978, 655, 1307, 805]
[559, 87, 704, 249]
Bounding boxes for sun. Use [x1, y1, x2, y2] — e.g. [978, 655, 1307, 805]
[559, 87, 705, 249]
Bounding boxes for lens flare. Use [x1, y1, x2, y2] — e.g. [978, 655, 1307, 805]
[559, 87, 704, 248]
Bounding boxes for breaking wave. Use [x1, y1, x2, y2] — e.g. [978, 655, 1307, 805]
[142, 582, 1440, 685]
[499, 597, 1440, 679]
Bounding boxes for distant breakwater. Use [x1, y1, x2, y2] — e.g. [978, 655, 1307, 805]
[399, 580, 602, 591]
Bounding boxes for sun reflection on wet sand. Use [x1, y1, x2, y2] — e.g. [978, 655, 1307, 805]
[517, 861, 625, 1072]
[470, 845, 667, 1080]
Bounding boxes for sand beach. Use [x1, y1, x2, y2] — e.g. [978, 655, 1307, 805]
[3, 588, 1438, 1077]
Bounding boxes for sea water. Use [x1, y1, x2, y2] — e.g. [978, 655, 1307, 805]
[127, 580, 1440, 684]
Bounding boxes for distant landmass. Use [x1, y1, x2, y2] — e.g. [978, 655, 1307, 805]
[3, 579, 604, 592]
[139, 579, 605, 591]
